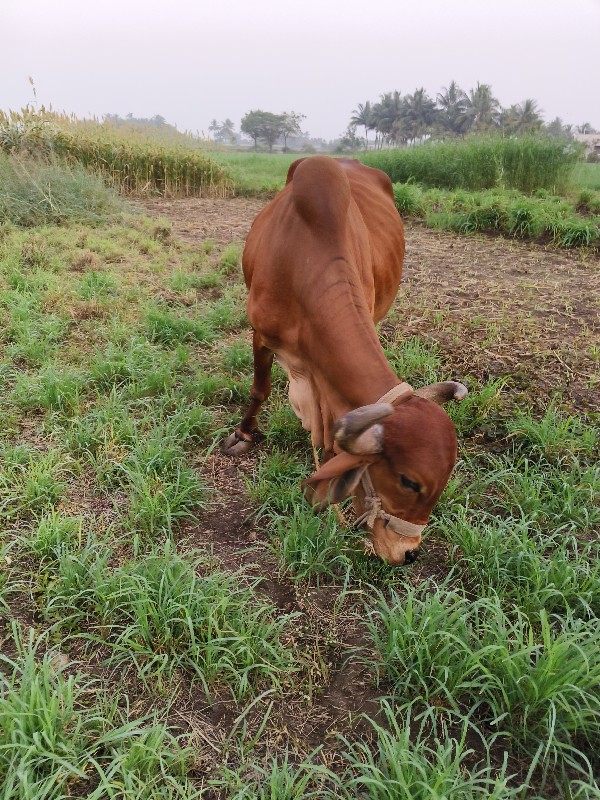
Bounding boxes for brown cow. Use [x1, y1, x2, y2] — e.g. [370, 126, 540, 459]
[223, 156, 467, 565]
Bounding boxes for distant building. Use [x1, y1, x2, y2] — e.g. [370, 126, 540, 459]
[574, 133, 600, 156]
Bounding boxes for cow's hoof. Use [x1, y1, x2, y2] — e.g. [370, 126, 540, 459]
[221, 429, 260, 456]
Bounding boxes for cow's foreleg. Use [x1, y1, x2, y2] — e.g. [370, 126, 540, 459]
[222, 333, 274, 456]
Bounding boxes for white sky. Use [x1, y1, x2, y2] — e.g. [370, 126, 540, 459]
[2, 0, 599, 141]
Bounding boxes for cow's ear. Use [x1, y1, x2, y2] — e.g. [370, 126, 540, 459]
[302, 452, 373, 510]
[286, 158, 307, 184]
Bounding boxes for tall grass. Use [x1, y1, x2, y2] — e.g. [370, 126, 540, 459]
[0, 109, 233, 197]
[0, 151, 125, 226]
[363, 136, 579, 193]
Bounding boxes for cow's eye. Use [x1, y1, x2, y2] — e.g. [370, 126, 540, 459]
[400, 475, 421, 492]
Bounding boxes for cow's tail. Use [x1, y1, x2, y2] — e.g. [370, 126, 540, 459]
[291, 156, 350, 238]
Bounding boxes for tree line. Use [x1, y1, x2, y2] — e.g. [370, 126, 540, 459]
[209, 111, 307, 151]
[345, 81, 596, 149]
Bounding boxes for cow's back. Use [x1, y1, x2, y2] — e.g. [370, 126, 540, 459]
[243, 156, 405, 327]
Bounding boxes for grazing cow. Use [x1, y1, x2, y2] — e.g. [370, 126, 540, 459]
[223, 156, 467, 565]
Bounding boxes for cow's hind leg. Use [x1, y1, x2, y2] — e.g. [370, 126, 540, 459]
[222, 333, 274, 456]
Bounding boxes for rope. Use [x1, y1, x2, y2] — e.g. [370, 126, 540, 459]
[356, 469, 425, 540]
[353, 381, 426, 539]
[311, 381, 426, 539]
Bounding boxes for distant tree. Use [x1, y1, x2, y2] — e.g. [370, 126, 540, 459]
[351, 101, 374, 148]
[463, 83, 501, 133]
[576, 122, 597, 134]
[208, 119, 220, 139]
[335, 125, 362, 153]
[501, 99, 543, 135]
[103, 112, 179, 138]
[436, 81, 469, 136]
[240, 110, 263, 149]
[241, 109, 285, 151]
[372, 92, 403, 147]
[208, 118, 236, 144]
[280, 111, 306, 151]
[545, 117, 568, 139]
[219, 118, 236, 143]
[402, 88, 438, 142]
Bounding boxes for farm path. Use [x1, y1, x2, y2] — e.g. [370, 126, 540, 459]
[141, 196, 599, 413]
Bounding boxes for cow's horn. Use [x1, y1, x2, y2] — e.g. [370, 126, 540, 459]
[415, 381, 468, 404]
[333, 403, 393, 454]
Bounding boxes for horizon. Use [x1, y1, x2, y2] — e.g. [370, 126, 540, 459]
[2, 0, 598, 142]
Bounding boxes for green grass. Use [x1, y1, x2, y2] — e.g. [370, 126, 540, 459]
[0, 444, 74, 524]
[572, 162, 600, 191]
[0, 151, 126, 226]
[0, 626, 199, 799]
[44, 543, 295, 699]
[271, 505, 354, 582]
[365, 584, 600, 773]
[392, 183, 600, 248]
[363, 136, 578, 193]
[339, 700, 520, 799]
[0, 172, 598, 797]
[210, 151, 299, 193]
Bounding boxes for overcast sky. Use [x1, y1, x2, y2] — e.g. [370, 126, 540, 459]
[2, 0, 599, 141]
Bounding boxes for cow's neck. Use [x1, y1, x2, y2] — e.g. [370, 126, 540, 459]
[303, 270, 400, 418]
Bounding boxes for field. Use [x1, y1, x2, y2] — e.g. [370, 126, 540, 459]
[0, 153, 599, 797]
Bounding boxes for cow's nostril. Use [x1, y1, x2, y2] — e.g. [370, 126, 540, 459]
[404, 549, 420, 565]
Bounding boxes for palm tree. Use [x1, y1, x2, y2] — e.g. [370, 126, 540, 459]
[208, 119, 220, 140]
[464, 83, 501, 133]
[436, 81, 468, 136]
[501, 99, 543, 135]
[351, 102, 373, 148]
[402, 88, 438, 143]
[371, 92, 403, 147]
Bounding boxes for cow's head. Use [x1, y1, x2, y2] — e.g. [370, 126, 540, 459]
[302, 382, 467, 566]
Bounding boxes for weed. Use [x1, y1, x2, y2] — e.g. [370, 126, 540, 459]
[24, 509, 83, 561]
[46, 544, 295, 699]
[216, 749, 341, 799]
[506, 405, 597, 461]
[383, 336, 443, 386]
[0, 625, 199, 799]
[146, 306, 216, 345]
[12, 366, 85, 413]
[271, 506, 352, 581]
[246, 449, 307, 516]
[365, 584, 600, 775]
[339, 700, 520, 799]
[220, 242, 243, 274]
[77, 269, 118, 299]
